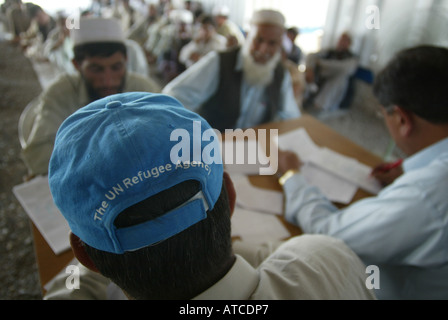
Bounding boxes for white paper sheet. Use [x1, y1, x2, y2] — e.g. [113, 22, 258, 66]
[277, 128, 321, 162]
[222, 138, 274, 175]
[13, 176, 71, 255]
[231, 207, 290, 244]
[309, 147, 382, 195]
[231, 175, 283, 215]
[301, 163, 358, 204]
[278, 128, 382, 199]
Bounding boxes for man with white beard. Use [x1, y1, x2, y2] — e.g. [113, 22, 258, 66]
[162, 9, 301, 132]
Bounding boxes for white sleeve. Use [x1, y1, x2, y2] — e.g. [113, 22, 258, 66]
[277, 71, 301, 120]
[283, 173, 443, 266]
[162, 51, 220, 111]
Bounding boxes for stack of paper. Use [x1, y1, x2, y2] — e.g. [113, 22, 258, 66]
[231, 207, 290, 244]
[277, 128, 382, 203]
[231, 175, 283, 215]
[13, 176, 71, 255]
[229, 174, 290, 243]
[221, 138, 274, 176]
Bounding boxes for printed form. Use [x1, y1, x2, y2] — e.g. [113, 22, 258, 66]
[277, 128, 382, 202]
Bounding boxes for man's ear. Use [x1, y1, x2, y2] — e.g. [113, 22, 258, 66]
[70, 232, 99, 273]
[71, 58, 81, 72]
[223, 171, 236, 217]
[395, 106, 414, 137]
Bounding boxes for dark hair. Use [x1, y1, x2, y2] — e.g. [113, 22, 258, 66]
[83, 179, 234, 300]
[73, 42, 127, 63]
[373, 45, 448, 124]
[198, 14, 216, 28]
[27, 4, 43, 19]
[287, 27, 299, 36]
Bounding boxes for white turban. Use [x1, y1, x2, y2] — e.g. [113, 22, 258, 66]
[71, 17, 125, 46]
[250, 9, 285, 28]
[213, 5, 230, 17]
[169, 9, 193, 24]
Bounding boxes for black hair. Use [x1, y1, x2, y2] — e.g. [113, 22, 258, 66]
[198, 14, 216, 28]
[373, 45, 448, 124]
[83, 179, 234, 300]
[27, 4, 43, 19]
[73, 42, 127, 63]
[287, 27, 299, 36]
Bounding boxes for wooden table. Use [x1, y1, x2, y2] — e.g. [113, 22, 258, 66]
[31, 115, 384, 294]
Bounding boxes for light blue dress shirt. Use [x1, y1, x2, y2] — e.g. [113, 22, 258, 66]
[162, 50, 301, 129]
[284, 137, 448, 300]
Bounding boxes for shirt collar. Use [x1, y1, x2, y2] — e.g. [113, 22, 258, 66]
[192, 255, 259, 300]
[403, 137, 448, 172]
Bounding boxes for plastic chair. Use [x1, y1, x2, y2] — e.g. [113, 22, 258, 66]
[18, 97, 40, 150]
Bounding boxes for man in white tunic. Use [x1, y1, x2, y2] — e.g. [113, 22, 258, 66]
[163, 9, 301, 132]
[304, 32, 358, 111]
[179, 14, 227, 68]
[21, 17, 161, 177]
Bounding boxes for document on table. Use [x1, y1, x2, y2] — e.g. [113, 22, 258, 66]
[309, 147, 382, 195]
[277, 128, 382, 202]
[231, 175, 283, 215]
[231, 207, 290, 244]
[221, 138, 275, 176]
[301, 163, 357, 204]
[13, 176, 70, 255]
[276, 128, 321, 163]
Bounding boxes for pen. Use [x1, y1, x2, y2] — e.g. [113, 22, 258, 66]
[371, 159, 403, 174]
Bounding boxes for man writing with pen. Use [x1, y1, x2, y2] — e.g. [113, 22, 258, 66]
[277, 46, 448, 300]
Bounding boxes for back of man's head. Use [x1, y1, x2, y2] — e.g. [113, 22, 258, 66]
[48, 92, 233, 299]
[84, 178, 233, 300]
[374, 45, 448, 124]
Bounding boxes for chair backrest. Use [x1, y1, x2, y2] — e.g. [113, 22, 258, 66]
[18, 97, 40, 149]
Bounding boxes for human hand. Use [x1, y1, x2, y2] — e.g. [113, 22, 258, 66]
[277, 150, 302, 177]
[189, 52, 201, 62]
[305, 69, 315, 83]
[371, 159, 403, 187]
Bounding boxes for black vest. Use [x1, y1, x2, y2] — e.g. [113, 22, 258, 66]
[198, 48, 284, 132]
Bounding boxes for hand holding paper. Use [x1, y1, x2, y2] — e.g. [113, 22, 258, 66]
[371, 159, 404, 187]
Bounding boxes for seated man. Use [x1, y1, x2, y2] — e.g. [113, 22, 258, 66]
[212, 4, 245, 49]
[43, 12, 76, 74]
[21, 17, 161, 177]
[285, 27, 302, 65]
[6, 0, 31, 44]
[278, 46, 448, 300]
[179, 14, 227, 68]
[45, 91, 375, 300]
[163, 9, 301, 132]
[304, 32, 358, 111]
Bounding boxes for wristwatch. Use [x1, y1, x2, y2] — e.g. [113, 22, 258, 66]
[278, 169, 299, 186]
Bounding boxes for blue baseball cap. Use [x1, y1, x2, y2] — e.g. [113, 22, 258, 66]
[49, 92, 223, 254]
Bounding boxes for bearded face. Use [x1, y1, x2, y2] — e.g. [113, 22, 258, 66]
[75, 51, 127, 102]
[241, 24, 284, 87]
